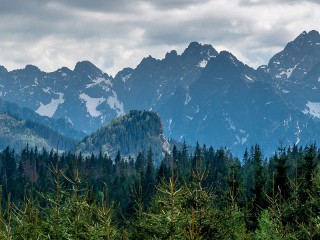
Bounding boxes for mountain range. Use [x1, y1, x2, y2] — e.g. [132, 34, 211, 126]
[1, 30, 320, 156]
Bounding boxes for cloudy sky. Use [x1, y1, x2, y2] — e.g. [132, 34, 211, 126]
[0, 0, 319, 76]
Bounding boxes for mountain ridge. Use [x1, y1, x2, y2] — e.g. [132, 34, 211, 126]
[0, 30, 320, 155]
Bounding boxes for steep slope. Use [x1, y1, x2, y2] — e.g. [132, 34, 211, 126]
[78, 110, 169, 163]
[159, 51, 320, 154]
[0, 113, 75, 151]
[267, 30, 320, 115]
[113, 42, 218, 111]
[0, 43, 216, 135]
[268, 30, 320, 82]
[0, 61, 123, 134]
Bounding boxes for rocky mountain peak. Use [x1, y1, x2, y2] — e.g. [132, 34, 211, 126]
[293, 30, 320, 45]
[268, 30, 320, 82]
[165, 50, 178, 59]
[182, 41, 218, 59]
[24, 64, 42, 74]
[204, 51, 244, 76]
[0, 65, 8, 73]
[73, 60, 104, 76]
[138, 55, 159, 68]
[55, 66, 73, 76]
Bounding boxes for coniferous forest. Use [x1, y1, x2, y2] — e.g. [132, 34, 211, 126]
[0, 142, 320, 239]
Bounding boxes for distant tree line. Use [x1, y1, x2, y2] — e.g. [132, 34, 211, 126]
[0, 142, 320, 239]
[0, 113, 75, 151]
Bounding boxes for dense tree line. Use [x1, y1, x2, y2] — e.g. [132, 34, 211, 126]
[0, 142, 320, 239]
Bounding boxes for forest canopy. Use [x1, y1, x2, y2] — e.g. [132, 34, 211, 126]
[0, 142, 319, 239]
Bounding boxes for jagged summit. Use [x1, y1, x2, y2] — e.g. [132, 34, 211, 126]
[55, 66, 73, 75]
[201, 51, 247, 79]
[293, 30, 320, 45]
[268, 30, 320, 82]
[138, 55, 159, 68]
[0, 65, 7, 73]
[164, 50, 178, 60]
[24, 64, 42, 74]
[182, 41, 218, 58]
[73, 60, 105, 76]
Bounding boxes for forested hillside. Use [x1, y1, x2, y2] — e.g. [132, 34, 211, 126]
[79, 110, 169, 162]
[0, 142, 320, 238]
[0, 113, 75, 151]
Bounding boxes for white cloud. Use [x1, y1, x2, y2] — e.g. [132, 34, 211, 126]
[0, 0, 319, 75]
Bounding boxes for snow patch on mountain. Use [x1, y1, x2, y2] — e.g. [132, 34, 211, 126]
[295, 121, 302, 145]
[168, 118, 172, 135]
[226, 117, 236, 131]
[43, 87, 51, 94]
[184, 86, 191, 105]
[36, 93, 64, 118]
[244, 74, 254, 82]
[121, 73, 131, 83]
[302, 101, 320, 118]
[34, 78, 39, 86]
[107, 91, 124, 117]
[198, 59, 208, 68]
[86, 77, 105, 88]
[236, 134, 249, 145]
[194, 105, 199, 113]
[276, 63, 299, 79]
[229, 54, 238, 66]
[79, 93, 106, 117]
[86, 77, 112, 92]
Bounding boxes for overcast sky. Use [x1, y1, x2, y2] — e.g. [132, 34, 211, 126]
[0, 0, 319, 76]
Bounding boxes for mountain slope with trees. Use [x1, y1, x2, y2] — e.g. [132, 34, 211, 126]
[0, 113, 75, 151]
[78, 110, 169, 162]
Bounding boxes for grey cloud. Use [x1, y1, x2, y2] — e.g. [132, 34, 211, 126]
[0, 0, 131, 14]
[143, 0, 209, 9]
[239, 0, 320, 6]
[0, 0, 318, 75]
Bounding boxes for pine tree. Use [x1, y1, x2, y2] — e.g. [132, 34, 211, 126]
[144, 156, 186, 239]
[274, 144, 289, 200]
[248, 144, 266, 230]
[142, 147, 156, 207]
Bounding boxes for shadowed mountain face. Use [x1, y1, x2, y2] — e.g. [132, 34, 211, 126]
[1, 31, 320, 155]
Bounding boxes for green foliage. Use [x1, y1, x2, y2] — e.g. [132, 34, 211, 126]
[255, 210, 285, 240]
[1, 142, 320, 238]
